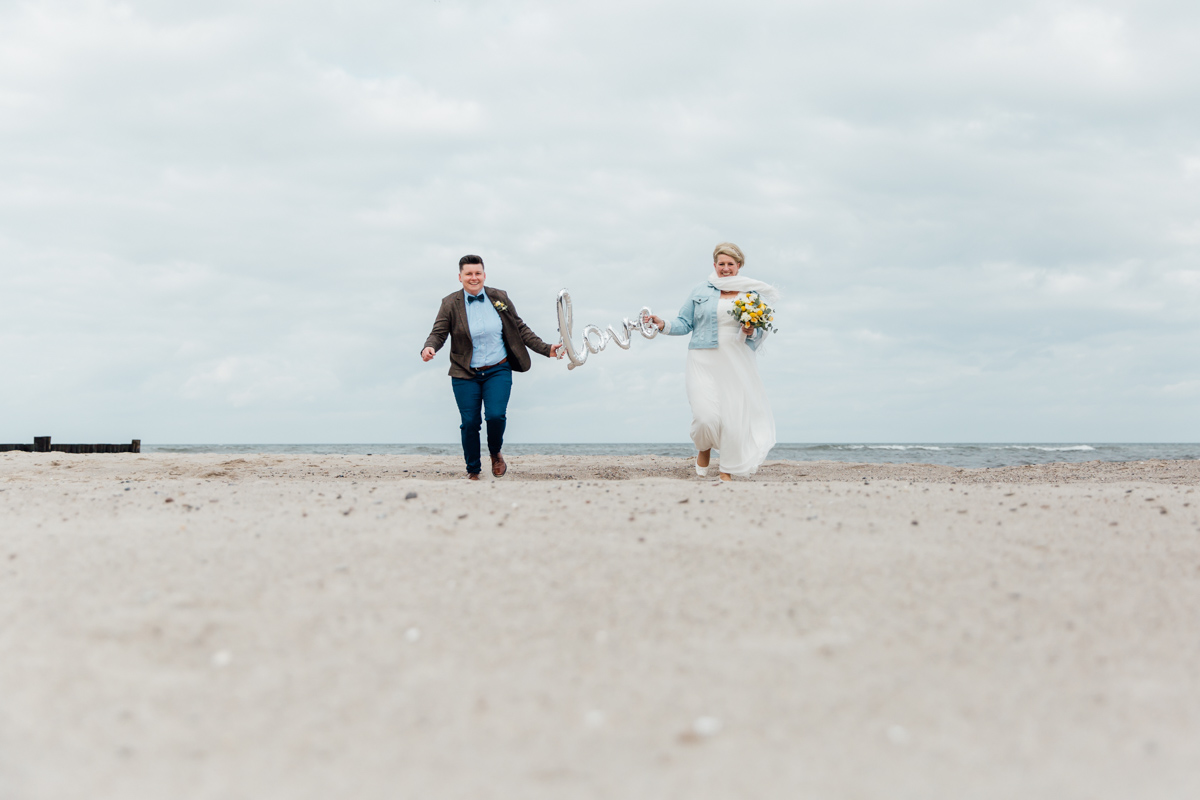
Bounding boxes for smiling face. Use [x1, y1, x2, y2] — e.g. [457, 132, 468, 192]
[714, 253, 742, 277]
[459, 263, 486, 294]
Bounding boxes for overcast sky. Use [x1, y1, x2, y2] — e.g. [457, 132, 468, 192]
[2, 0, 1198, 444]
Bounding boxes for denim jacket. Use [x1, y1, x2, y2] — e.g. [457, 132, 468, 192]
[662, 282, 763, 351]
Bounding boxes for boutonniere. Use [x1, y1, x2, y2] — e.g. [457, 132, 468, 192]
[493, 300, 508, 312]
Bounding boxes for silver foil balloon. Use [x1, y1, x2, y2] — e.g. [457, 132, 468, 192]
[556, 289, 658, 370]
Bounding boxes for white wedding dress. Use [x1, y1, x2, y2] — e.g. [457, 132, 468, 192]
[685, 296, 777, 477]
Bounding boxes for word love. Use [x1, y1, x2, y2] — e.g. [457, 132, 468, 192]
[555, 289, 658, 370]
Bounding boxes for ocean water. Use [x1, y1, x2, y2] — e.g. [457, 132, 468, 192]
[144, 443, 1200, 469]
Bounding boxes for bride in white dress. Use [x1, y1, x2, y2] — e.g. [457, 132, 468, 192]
[646, 243, 778, 481]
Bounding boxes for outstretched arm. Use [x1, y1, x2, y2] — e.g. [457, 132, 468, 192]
[645, 296, 696, 336]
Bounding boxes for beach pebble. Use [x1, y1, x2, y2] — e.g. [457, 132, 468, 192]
[405, 492, 418, 500]
[211, 650, 232, 668]
[693, 716, 722, 737]
[405, 627, 421, 643]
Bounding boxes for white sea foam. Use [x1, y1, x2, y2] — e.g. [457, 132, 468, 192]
[867, 445, 944, 451]
[997, 445, 1096, 452]
[836, 445, 943, 451]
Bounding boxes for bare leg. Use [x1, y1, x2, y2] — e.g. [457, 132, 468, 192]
[697, 449, 711, 468]
[720, 472, 732, 482]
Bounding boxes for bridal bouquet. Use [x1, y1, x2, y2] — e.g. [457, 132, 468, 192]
[729, 291, 777, 333]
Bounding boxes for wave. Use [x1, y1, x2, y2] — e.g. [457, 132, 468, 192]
[866, 445, 944, 451]
[809, 445, 944, 451]
[996, 445, 1096, 452]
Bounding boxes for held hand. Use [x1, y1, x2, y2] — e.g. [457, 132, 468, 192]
[549, 343, 563, 359]
[742, 325, 754, 336]
[420, 347, 436, 362]
[643, 313, 665, 332]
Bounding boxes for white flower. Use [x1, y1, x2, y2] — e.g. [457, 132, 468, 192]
[740, 312, 751, 322]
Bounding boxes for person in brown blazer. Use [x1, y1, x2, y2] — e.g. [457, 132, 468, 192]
[421, 255, 562, 479]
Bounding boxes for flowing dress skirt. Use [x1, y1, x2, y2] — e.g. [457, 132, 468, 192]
[685, 297, 777, 477]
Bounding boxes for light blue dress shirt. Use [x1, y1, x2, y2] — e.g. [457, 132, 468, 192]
[464, 288, 506, 368]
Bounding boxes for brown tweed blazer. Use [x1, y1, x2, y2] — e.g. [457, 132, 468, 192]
[423, 287, 554, 379]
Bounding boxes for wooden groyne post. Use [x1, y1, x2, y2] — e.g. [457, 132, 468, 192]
[0, 436, 141, 454]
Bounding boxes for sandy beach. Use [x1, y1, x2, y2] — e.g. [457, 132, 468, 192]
[2, 452, 1199, 799]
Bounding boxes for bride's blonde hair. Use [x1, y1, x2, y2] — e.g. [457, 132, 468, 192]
[712, 242, 745, 266]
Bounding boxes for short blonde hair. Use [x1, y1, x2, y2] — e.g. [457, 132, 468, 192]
[712, 242, 745, 265]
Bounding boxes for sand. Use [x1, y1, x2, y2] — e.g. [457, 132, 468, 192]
[2, 452, 1199, 799]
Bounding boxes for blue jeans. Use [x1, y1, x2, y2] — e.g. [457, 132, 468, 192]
[451, 363, 513, 474]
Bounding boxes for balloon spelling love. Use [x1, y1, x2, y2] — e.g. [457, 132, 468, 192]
[555, 289, 658, 370]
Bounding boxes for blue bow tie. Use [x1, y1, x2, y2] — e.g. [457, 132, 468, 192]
[467, 293, 486, 303]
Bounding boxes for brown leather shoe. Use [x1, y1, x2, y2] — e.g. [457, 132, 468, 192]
[467, 472, 480, 481]
[490, 452, 507, 477]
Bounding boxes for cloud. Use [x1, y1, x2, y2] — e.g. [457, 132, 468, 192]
[315, 68, 484, 135]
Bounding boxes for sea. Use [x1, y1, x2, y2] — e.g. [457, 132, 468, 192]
[144, 443, 1200, 470]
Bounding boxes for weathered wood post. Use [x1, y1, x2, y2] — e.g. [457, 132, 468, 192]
[3, 436, 141, 453]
